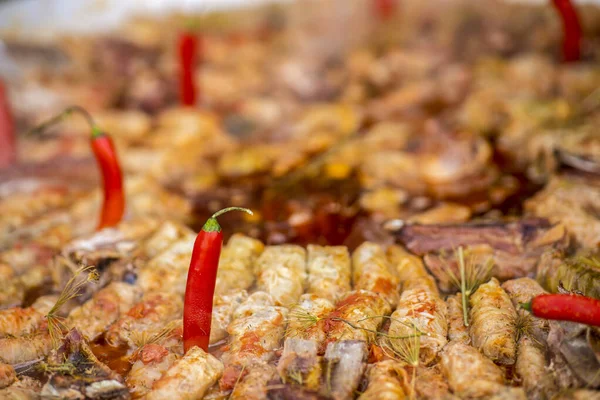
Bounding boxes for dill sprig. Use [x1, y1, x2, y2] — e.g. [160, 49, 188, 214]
[286, 306, 423, 341]
[131, 320, 180, 354]
[46, 265, 99, 348]
[286, 307, 321, 335]
[380, 320, 420, 400]
[228, 364, 247, 400]
[439, 246, 494, 326]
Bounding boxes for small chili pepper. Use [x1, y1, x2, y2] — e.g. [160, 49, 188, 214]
[0, 80, 16, 168]
[521, 293, 600, 327]
[551, 0, 582, 62]
[183, 207, 253, 353]
[178, 30, 200, 106]
[374, 0, 395, 21]
[30, 106, 125, 230]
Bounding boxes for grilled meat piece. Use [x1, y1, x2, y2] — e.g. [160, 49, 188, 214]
[323, 340, 368, 400]
[502, 277, 550, 343]
[525, 175, 600, 248]
[286, 294, 335, 346]
[324, 290, 391, 346]
[210, 290, 249, 345]
[0, 307, 44, 338]
[67, 282, 141, 341]
[306, 245, 351, 303]
[255, 245, 307, 307]
[144, 346, 223, 400]
[0, 376, 42, 399]
[0, 332, 52, 365]
[0, 363, 16, 389]
[396, 219, 568, 291]
[358, 360, 409, 400]
[441, 341, 507, 398]
[352, 242, 399, 308]
[215, 234, 264, 296]
[105, 292, 183, 349]
[41, 328, 129, 400]
[126, 344, 179, 398]
[388, 287, 448, 365]
[446, 293, 470, 344]
[231, 362, 279, 400]
[137, 237, 195, 296]
[221, 292, 288, 373]
[469, 278, 517, 365]
[516, 336, 557, 400]
[278, 339, 322, 391]
[537, 251, 600, 299]
[387, 245, 439, 295]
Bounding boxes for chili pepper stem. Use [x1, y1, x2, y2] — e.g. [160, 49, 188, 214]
[520, 301, 532, 312]
[29, 105, 97, 137]
[30, 106, 125, 230]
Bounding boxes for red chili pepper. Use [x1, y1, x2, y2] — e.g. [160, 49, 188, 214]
[0, 80, 16, 168]
[374, 0, 395, 21]
[91, 128, 125, 230]
[183, 207, 253, 353]
[522, 293, 600, 327]
[178, 31, 199, 106]
[551, 0, 582, 62]
[30, 106, 125, 230]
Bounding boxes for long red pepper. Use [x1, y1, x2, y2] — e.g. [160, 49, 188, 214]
[374, 0, 395, 21]
[183, 207, 253, 353]
[91, 128, 125, 230]
[0, 80, 16, 168]
[522, 293, 600, 327]
[31, 106, 125, 230]
[551, 0, 582, 62]
[178, 31, 199, 106]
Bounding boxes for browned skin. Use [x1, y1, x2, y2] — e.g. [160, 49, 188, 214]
[396, 219, 568, 290]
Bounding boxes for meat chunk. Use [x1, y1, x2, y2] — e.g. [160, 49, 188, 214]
[126, 343, 179, 398]
[286, 294, 335, 346]
[397, 219, 567, 291]
[215, 234, 264, 295]
[210, 290, 248, 345]
[306, 245, 351, 303]
[502, 277, 550, 343]
[145, 346, 223, 400]
[0, 332, 52, 365]
[358, 360, 409, 400]
[41, 329, 129, 400]
[231, 362, 279, 400]
[469, 278, 517, 365]
[386, 245, 438, 295]
[352, 242, 399, 307]
[440, 341, 506, 398]
[0, 307, 44, 338]
[105, 292, 183, 349]
[388, 288, 448, 365]
[141, 221, 195, 259]
[516, 336, 557, 400]
[255, 245, 307, 306]
[446, 293, 470, 344]
[137, 237, 195, 296]
[0, 376, 42, 399]
[222, 292, 288, 367]
[278, 339, 322, 391]
[526, 175, 600, 248]
[323, 341, 368, 400]
[0, 363, 16, 389]
[67, 282, 141, 341]
[324, 290, 391, 346]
